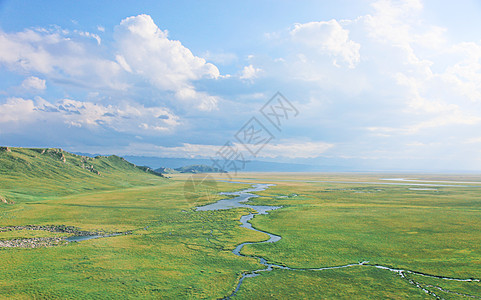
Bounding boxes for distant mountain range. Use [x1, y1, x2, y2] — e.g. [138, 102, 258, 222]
[156, 164, 227, 174]
[121, 156, 344, 172]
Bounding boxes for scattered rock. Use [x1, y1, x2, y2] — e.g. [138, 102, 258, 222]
[0, 195, 14, 205]
[80, 163, 101, 175]
[0, 237, 68, 248]
[0, 146, 11, 152]
[0, 225, 130, 248]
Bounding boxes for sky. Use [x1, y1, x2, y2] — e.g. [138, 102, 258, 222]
[1, 0, 481, 171]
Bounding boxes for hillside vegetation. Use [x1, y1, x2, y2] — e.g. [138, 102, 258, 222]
[0, 146, 164, 203]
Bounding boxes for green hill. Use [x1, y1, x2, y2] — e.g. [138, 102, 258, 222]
[0, 147, 165, 203]
[155, 167, 180, 174]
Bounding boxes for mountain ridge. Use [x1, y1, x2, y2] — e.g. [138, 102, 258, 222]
[156, 164, 227, 174]
[0, 147, 165, 204]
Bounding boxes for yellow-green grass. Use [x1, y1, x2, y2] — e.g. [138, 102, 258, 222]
[229, 173, 481, 298]
[236, 267, 431, 299]
[407, 272, 481, 298]
[2, 158, 481, 299]
[0, 147, 165, 204]
[0, 167, 268, 298]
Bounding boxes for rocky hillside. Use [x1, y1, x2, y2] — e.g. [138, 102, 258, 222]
[0, 147, 165, 203]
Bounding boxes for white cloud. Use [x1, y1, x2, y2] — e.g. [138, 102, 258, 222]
[255, 141, 333, 158]
[0, 28, 125, 90]
[250, 0, 481, 170]
[175, 88, 219, 111]
[114, 140, 333, 159]
[114, 14, 220, 110]
[115, 54, 132, 72]
[0, 97, 179, 135]
[290, 20, 360, 68]
[365, 0, 423, 46]
[203, 51, 238, 65]
[75, 30, 101, 45]
[442, 42, 481, 102]
[0, 15, 221, 111]
[0, 97, 36, 122]
[240, 64, 262, 80]
[21, 76, 46, 91]
[466, 137, 481, 144]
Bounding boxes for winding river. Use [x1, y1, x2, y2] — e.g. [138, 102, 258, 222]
[196, 183, 284, 298]
[196, 182, 481, 299]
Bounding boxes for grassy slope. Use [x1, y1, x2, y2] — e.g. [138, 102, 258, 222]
[0, 147, 165, 203]
[0, 148, 267, 299]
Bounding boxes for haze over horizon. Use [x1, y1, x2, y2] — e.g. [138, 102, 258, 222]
[1, 0, 481, 172]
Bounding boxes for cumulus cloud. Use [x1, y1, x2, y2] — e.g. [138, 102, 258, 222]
[249, 0, 481, 169]
[114, 14, 220, 110]
[0, 97, 36, 122]
[240, 64, 262, 80]
[366, 0, 423, 44]
[3, 5, 481, 170]
[0, 28, 125, 90]
[290, 20, 361, 68]
[0, 97, 179, 134]
[0, 15, 222, 111]
[175, 88, 219, 111]
[359, 0, 481, 133]
[21, 76, 46, 91]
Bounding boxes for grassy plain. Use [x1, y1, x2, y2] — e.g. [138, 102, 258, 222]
[0, 149, 266, 298]
[1, 150, 481, 299]
[231, 173, 481, 298]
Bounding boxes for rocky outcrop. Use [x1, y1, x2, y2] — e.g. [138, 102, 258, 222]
[79, 157, 101, 175]
[0, 225, 131, 248]
[0, 237, 67, 248]
[0, 195, 14, 205]
[0, 225, 100, 235]
[40, 148, 67, 163]
[0, 146, 11, 152]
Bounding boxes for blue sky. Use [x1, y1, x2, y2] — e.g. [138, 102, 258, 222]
[1, 0, 481, 171]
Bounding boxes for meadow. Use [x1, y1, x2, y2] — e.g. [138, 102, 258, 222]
[1, 149, 480, 299]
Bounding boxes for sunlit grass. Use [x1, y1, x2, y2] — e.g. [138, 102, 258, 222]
[1, 153, 481, 299]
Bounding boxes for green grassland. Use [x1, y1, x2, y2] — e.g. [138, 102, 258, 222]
[235, 267, 431, 299]
[231, 173, 481, 298]
[1, 149, 481, 298]
[0, 148, 267, 298]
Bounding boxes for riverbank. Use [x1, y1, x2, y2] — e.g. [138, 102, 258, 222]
[0, 225, 130, 248]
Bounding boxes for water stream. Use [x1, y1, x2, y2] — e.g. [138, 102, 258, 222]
[66, 233, 122, 242]
[196, 182, 481, 299]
